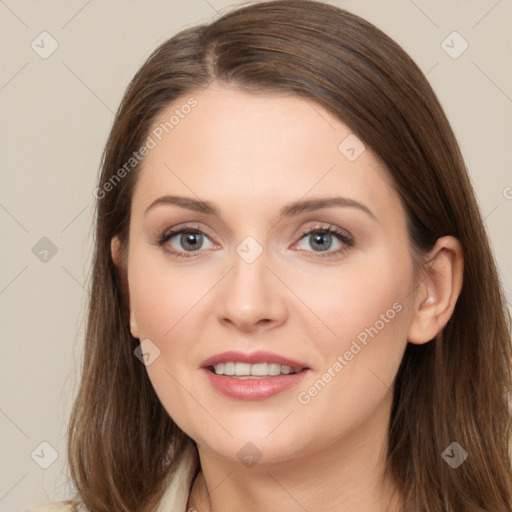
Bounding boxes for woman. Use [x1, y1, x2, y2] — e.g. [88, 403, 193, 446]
[25, 0, 512, 511]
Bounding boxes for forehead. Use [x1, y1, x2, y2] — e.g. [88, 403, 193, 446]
[131, 85, 401, 221]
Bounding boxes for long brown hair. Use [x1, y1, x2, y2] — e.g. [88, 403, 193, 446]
[65, 1, 512, 510]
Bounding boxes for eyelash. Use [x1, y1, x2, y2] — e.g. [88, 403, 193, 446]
[157, 223, 354, 259]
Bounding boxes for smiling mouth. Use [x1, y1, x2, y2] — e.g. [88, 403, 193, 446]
[208, 362, 306, 378]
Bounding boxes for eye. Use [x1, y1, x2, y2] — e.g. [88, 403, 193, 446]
[293, 224, 354, 257]
[158, 225, 216, 258]
[157, 223, 354, 259]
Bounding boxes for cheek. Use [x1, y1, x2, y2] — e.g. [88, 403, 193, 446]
[297, 260, 413, 424]
[293, 249, 413, 424]
[127, 245, 208, 340]
[296, 245, 413, 353]
[126, 245, 218, 423]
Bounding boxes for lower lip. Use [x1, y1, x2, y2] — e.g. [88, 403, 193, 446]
[202, 368, 309, 400]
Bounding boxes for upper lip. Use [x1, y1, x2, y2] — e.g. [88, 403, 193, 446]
[201, 350, 310, 369]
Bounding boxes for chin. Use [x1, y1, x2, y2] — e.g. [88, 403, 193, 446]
[188, 422, 321, 467]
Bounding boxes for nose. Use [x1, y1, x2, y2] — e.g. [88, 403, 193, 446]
[215, 247, 288, 334]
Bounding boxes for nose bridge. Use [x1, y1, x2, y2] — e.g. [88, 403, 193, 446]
[229, 235, 272, 306]
[215, 233, 286, 330]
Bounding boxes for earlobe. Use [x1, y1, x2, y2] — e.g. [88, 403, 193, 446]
[407, 236, 464, 345]
[130, 307, 140, 339]
[111, 236, 122, 267]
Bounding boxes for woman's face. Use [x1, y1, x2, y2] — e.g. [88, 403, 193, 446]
[125, 84, 418, 464]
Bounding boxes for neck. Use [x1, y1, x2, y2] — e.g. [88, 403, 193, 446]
[187, 393, 405, 512]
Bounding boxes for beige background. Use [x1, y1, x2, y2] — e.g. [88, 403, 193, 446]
[1, 1, 511, 510]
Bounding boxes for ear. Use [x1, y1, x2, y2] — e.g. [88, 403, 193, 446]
[407, 236, 464, 344]
[111, 235, 123, 267]
[129, 308, 140, 339]
[111, 236, 139, 339]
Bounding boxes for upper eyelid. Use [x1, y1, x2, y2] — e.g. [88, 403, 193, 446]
[162, 222, 346, 236]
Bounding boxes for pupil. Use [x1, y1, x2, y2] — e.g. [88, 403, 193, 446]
[182, 232, 202, 251]
[311, 232, 331, 251]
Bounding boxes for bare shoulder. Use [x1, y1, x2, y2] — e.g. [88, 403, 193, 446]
[23, 501, 77, 512]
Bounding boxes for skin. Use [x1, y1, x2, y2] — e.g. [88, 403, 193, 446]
[111, 84, 463, 512]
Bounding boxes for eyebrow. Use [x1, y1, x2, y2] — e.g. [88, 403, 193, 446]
[144, 195, 377, 221]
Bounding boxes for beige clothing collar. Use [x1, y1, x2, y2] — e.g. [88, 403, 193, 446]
[157, 440, 199, 512]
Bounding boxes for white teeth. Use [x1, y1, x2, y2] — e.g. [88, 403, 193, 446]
[251, 363, 268, 376]
[281, 365, 292, 374]
[269, 363, 281, 376]
[212, 362, 304, 377]
[235, 362, 251, 376]
[224, 362, 235, 375]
